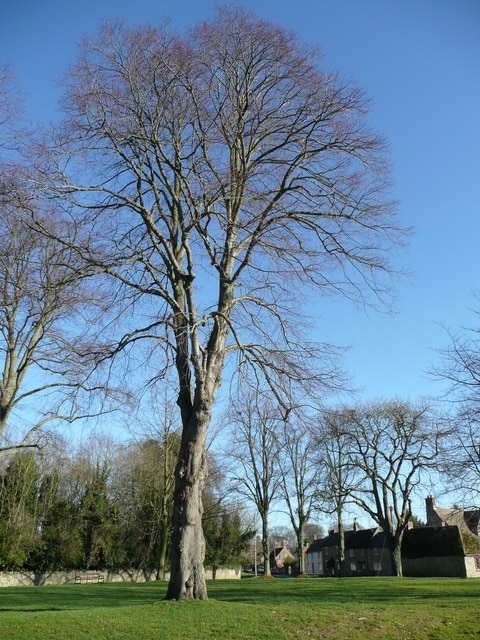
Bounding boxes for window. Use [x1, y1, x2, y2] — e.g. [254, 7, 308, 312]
[350, 562, 356, 572]
[475, 556, 480, 572]
[349, 549, 355, 558]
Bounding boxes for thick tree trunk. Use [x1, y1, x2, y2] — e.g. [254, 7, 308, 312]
[166, 412, 209, 600]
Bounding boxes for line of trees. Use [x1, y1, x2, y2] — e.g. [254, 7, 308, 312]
[224, 394, 450, 578]
[0, 431, 253, 575]
[0, 389, 476, 580]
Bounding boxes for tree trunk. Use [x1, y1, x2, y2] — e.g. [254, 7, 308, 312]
[261, 516, 270, 577]
[390, 531, 404, 577]
[165, 411, 209, 600]
[156, 524, 169, 580]
[296, 522, 305, 576]
[337, 510, 346, 577]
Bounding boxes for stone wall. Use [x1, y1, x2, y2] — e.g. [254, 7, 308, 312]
[0, 565, 241, 587]
[465, 555, 480, 578]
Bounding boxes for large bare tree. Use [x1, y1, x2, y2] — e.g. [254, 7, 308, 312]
[46, 7, 404, 598]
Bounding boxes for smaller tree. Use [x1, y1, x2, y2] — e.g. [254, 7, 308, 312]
[226, 387, 283, 577]
[316, 409, 363, 576]
[277, 412, 320, 575]
[203, 504, 255, 579]
[433, 301, 480, 503]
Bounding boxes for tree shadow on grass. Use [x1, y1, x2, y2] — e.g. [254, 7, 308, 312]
[0, 582, 168, 612]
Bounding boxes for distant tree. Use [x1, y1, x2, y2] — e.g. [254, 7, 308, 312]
[303, 522, 324, 545]
[342, 401, 444, 576]
[48, 7, 404, 598]
[277, 412, 320, 575]
[434, 296, 480, 503]
[409, 514, 426, 528]
[316, 408, 363, 576]
[118, 388, 181, 577]
[0, 451, 40, 569]
[203, 502, 255, 580]
[227, 388, 283, 578]
[268, 525, 297, 551]
[67, 435, 125, 570]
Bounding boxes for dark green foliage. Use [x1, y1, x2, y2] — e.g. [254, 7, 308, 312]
[204, 509, 255, 578]
[0, 452, 41, 569]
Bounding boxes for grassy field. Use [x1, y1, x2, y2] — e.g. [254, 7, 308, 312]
[0, 576, 479, 640]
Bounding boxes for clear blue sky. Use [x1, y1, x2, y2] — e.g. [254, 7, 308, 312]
[2, 0, 479, 406]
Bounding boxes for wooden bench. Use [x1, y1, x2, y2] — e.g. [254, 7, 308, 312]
[74, 572, 105, 584]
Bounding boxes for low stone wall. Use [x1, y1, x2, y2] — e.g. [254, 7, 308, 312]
[0, 569, 157, 587]
[465, 555, 480, 578]
[205, 566, 241, 580]
[0, 565, 241, 587]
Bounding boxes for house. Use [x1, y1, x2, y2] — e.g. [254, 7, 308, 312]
[410, 495, 480, 577]
[307, 498, 480, 579]
[270, 542, 296, 575]
[402, 523, 468, 577]
[306, 522, 393, 577]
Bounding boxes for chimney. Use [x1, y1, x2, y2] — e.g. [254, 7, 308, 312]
[353, 518, 360, 531]
[425, 495, 439, 526]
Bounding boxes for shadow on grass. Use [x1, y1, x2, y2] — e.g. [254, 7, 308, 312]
[207, 576, 480, 606]
[0, 582, 167, 613]
[1, 577, 479, 613]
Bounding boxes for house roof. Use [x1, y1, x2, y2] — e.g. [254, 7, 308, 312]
[306, 527, 389, 553]
[402, 526, 465, 558]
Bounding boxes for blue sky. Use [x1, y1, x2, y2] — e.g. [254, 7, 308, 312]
[2, 0, 480, 406]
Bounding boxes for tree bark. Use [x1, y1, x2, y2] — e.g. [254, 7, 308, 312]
[337, 514, 346, 577]
[391, 532, 404, 577]
[166, 411, 209, 600]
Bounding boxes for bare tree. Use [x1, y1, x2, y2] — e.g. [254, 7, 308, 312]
[316, 409, 362, 576]
[123, 387, 180, 578]
[434, 296, 480, 503]
[0, 70, 120, 454]
[277, 412, 320, 575]
[0, 169, 115, 451]
[47, 7, 404, 598]
[342, 401, 443, 576]
[227, 388, 283, 578]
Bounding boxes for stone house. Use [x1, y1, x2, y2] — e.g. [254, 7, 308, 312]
[306, 497, 480, 578]
[405, 495, 480, 578]
[270, 542, 297, 575]
[306, 522, 393, 577]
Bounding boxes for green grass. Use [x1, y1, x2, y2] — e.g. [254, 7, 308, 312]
[0, 576, 479, 639]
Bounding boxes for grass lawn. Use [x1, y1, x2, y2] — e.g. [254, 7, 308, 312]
[0, 576, 479, 639]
